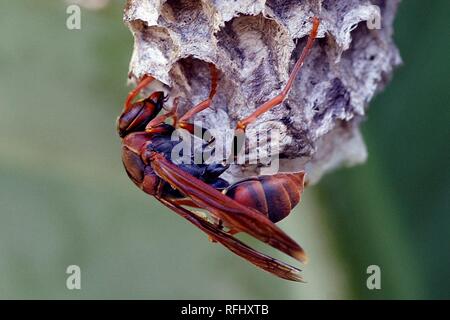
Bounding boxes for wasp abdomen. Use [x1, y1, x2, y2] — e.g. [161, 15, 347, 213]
[225, 172, 305, 223]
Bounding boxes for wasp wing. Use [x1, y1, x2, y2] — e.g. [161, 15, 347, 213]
[151, 153, 307, 263]
[158, 197, 304, 282]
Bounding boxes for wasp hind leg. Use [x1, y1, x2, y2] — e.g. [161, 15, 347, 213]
[177, 63, 219, 132]
[236, 17, 320, 132]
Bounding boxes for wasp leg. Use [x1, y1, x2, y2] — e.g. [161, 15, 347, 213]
[145, 97, 179, 132]
[236, 17, 320, 131]
[167, 199, 229, 243]
[124, 74, 155, 112]
[177, 63, 219, 130]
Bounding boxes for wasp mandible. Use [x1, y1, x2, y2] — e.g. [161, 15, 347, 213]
[116, 18, 320, 281]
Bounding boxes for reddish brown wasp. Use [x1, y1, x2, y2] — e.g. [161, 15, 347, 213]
[117, 18, 320, 281]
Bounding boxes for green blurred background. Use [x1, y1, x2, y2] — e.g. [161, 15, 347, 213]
[0, 0, 448, 299]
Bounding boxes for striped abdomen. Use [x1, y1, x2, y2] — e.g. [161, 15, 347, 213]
[224, 172, 305, 223]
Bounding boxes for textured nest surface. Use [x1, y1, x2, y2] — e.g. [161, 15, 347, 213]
[124, 0, 401, 184]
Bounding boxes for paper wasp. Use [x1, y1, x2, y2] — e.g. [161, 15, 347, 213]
[117, 18, 320, 281]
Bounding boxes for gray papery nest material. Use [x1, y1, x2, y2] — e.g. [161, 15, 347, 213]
[124, 0, 401, 184]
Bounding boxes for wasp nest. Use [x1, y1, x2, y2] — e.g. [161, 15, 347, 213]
[124, 0, 401, 184]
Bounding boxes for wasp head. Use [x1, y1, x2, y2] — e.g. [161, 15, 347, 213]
[117, 91, 165, 138]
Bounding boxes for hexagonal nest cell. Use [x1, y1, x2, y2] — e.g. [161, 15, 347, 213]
[124, 0, 401, 184]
